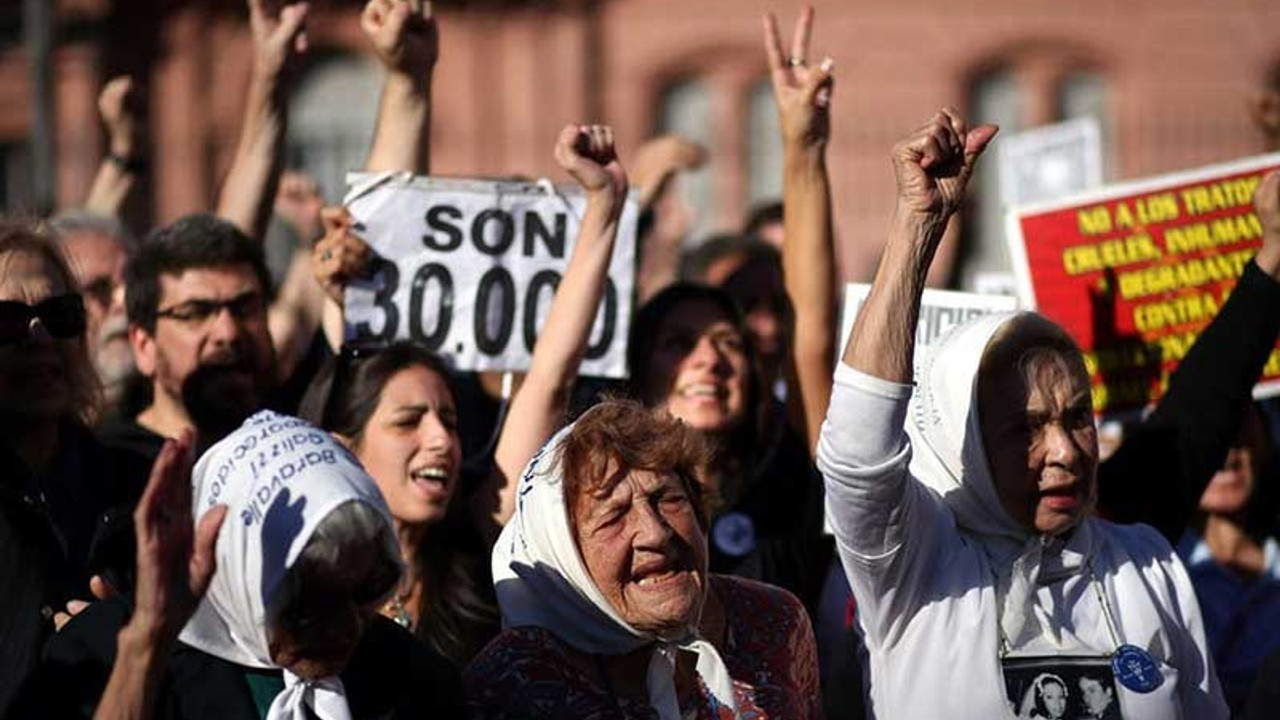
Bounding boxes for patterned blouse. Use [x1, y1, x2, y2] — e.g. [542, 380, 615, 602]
[464, 575, 822, 720]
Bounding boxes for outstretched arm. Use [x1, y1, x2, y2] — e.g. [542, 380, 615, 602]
[362, 0, 437, 174]
[763, 7, 836, 456]
[84, 76, 144, 216]
[93, 433, 227, 720]
[215, 0, 308, 240]
[477, 125, 629, 538]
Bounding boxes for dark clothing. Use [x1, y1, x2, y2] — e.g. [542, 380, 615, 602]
[10, 596, 465, 720]
[1098, 260, 1280, 541]
[1242, 645, 1280, 720]
[97, 414, 166, 464]
[0, 425, 150, 716]
[708, 414, 833, 617]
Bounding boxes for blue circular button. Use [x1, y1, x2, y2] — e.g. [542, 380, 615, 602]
[1112, 644, 1163, 693]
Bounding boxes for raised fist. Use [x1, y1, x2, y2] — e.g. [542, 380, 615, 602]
[763, 6, 834, 150]
[630, 134, 707, 208]
[361, 0, 438, 76]
[247, 0, 309, 79]
[891, 108, 997, 219]
[98, 75, 143, 157]
[554, 124, 629, 206]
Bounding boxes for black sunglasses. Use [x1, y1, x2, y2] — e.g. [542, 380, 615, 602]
[0, 294, 86, 346]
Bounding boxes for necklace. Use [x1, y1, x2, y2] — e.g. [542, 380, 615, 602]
[385, 593, 413, 629]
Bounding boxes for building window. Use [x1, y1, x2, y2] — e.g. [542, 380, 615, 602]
[958, 63, 1110, 292]
[286, 54, 382, 204]
[746, 79, 783, 207]
[657, 78, 715, 242]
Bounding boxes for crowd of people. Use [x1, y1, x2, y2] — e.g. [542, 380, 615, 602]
[2, 1, 1280, 719]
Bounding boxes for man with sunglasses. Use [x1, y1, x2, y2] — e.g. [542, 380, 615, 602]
[102, 214, 278, 460]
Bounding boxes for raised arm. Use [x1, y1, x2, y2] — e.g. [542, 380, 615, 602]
[843, 110, 997, 380]
[215, 0, 307, 240]
[763, 7, 836, 456]
[362, 0, 437, 174]
[84, 76, 144, 216]
[477, 125, 629, 538]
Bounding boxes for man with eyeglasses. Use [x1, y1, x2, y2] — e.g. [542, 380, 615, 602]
[101, 214, 278, 459]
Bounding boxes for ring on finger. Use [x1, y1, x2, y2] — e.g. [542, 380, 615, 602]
[788, 56, 805, 67]
[322, 250, 334, 261]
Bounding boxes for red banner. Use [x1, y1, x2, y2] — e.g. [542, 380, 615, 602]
[1007, 153, 1280, 417]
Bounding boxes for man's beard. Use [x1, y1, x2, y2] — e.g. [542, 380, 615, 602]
[94, 314, 136, 406]
[180, 354, 271, 445]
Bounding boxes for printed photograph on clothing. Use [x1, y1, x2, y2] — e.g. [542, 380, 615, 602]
[1002, 656, 1124, 720]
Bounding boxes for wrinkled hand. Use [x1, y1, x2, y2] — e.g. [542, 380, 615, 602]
[313, 206, 375, 304]
[130, 432, 226, 644]
[630, 135, 707, 208]
[362, 0, 438, 76]
[98, 76, 143, 158]
[248, 0, 309, 80]
[763, 7, 834, 150]
[1250, 91, 1280, 150]
[892, 108, 997, 219]
[555, 124, 629, 208]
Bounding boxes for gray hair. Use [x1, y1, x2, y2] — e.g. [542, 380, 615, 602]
[268, 500, 402, 629]
[48, 209, 136, 251]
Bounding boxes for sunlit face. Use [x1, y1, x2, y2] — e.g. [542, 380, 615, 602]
[979, 350, 1099, 536]
[0, 250, 79, 418]
[132, 265, 275, 414]
[353, 365, 462, 527]
[573, 468, 708, 637]
[640, 300, 749, 434]
[1079, 677, 1114, 715]
[1041, 680, 1067, 718]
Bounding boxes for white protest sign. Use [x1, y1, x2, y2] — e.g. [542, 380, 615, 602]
[343, 174, 638, 378]
[838, 283, 1019, 364]
[998, 117, 1103, 208]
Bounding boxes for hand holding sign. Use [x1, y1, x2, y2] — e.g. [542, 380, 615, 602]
[247, 0, 309, 80]
[763, 6, 834, 151]
[362, 0, 438, 76]
[893, 108, 997, 220]
[555, 125, 628, 215]
[313, 206, 375, 305]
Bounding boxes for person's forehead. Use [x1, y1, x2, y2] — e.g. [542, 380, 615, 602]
[586, 467, 676, 506]
[379, 364, 456, 411]
[158, 264, 263, 304]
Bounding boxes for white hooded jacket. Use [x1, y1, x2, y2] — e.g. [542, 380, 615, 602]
[816, 312, 1227, 719]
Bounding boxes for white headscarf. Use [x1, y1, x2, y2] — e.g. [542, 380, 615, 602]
[180, 411, 398, 720]
[492, 416, 740, 719]
[906, 311, 1098, 648]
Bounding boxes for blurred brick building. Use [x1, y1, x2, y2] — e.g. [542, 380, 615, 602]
[1, 0, 1278, 285]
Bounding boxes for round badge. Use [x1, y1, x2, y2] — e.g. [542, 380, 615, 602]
[1111, 644, 1163, 693]
[712, 513, 756, 557]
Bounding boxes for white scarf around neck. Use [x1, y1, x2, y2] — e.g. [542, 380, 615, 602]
[492, 418, 740, 719]
[180, 411, 397, 720]
[906, 311, 1098, 648]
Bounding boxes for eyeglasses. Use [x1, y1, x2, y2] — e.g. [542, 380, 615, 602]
[0, 294, 87, 346]
[155, 293, 265, 326]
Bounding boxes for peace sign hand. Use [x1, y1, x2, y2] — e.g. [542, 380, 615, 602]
[763, 6, 834, 151]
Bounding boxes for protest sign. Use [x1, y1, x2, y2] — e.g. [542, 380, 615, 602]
[838, 283, 1018, 367]
[998, 117, 1104, 208]
[342, 173, 638, 377]
[1006, 153, 1280, 416]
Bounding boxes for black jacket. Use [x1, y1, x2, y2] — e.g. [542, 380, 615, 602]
[10, 596, 464, 720]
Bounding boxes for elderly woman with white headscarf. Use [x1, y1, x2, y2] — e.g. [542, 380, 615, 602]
[817, 109, 1228, 720]
[17, 411, 463, 720]
[465, 399, 820, 720]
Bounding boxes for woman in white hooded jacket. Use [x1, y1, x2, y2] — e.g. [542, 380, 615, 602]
[816, 108, 1229, 720]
